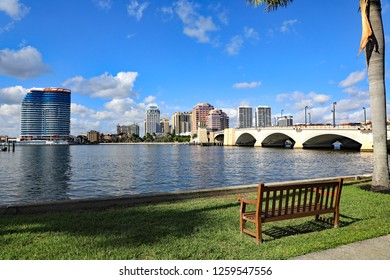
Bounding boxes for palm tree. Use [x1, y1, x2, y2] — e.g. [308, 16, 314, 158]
[246, 0, 389, 192]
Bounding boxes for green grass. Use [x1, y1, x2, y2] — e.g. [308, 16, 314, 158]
[0, 183, 389, 260]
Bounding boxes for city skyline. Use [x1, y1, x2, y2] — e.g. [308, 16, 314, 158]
[1, 0, 390, 137]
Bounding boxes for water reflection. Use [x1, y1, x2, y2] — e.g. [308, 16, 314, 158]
[0, 146, 71, 204]
[0, 144, 376, 205]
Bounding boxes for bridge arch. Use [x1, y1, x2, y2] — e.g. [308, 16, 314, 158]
[236, 132, 257, 146]
[302, 133, 362, 150]
[262, 133, 296, 148]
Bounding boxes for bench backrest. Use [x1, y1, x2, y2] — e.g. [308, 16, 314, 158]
[256, 178, 343, 220]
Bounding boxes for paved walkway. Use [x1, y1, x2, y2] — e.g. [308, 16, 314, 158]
[293, 234, 390, 260]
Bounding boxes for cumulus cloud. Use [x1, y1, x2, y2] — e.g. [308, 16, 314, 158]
[0, 85, 27, 104]
[0, 46, 50, 78]
[63, 72, 139, 99]
[0, 104, 20, 136]
[276, 90, 331, 111]
[233, 81, 261, 89]
[339, 70, 366, 87]
[0, 0, 30, 20]
[127, 0, 149, 21]
[173, 0, 218, 44]
[71, 103, 95, 117]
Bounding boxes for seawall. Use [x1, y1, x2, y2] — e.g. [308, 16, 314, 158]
[0, 174, 372, 215]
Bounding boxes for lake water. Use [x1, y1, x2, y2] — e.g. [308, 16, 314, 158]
[0, 144, 374, 205]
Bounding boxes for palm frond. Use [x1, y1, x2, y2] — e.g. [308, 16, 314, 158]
[246, 0, 294, 11]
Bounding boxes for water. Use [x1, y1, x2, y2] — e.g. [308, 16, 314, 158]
[0, 144, 374, 205]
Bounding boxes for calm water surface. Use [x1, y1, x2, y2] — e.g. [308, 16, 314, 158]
[0, 144, 374, 205]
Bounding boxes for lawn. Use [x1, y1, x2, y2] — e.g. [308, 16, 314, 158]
[0, 182, 389, 259]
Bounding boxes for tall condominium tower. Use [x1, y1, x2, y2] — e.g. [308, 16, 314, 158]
[20, 87, 71, 140]
[206, 109, 229, 131]
[160, 118, 170, 134]
[171, 111, 192, 135]
[191, 103, 214, 134]
[237, 106, 253, 128]
[145, 105, 161, 135]
[256, 106, 272, 127]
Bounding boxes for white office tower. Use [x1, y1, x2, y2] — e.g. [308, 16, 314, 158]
[256, 106, 272, 127]
[237, 106, 253, 128]
[145, 105, 161, 135]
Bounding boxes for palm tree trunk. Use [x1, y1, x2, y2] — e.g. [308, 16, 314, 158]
[365, 0, 389, 191]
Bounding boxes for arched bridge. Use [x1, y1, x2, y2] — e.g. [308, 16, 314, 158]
[210, 125, 388, 151]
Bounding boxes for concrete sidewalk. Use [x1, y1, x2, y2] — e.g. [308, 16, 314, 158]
[292, 234, 390, 260]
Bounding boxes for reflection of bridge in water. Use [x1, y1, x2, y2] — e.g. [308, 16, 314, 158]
[208, 125, 390, 151]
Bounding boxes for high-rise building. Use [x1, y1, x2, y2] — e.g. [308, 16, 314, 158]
[278, 115, 293, 126]
[191, 103, 214, 134]
[256, 106, 272, 127]
[145, 105, 161, 135]
[160, 118, 170, 134]
[171, 112, 192, 135]
[237, 106, 253, 128]
[117, 123, 140, 136]
[20, 87, 71, 140]
[129, 123, 140, 136]
[206, 109, 229, 131]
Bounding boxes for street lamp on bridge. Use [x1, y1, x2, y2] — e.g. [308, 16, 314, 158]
[304, 106, 308, 125]
[332, 102, 337, 127]
[308, 112, 311, 124]
[363, 107, 367, 125]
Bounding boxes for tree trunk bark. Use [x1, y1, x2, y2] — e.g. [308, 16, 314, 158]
[366, 0, 389, 191]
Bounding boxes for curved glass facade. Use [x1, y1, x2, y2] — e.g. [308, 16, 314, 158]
[20, 88, 71, 140]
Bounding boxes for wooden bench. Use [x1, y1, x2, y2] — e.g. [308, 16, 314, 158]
[237, 178, 343, 244]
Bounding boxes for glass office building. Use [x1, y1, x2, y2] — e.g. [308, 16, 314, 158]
[20, 88, 71, 140]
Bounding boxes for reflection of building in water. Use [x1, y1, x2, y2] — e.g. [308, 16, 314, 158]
[17, 146, 71, 202]
[20, 88, 71, 140]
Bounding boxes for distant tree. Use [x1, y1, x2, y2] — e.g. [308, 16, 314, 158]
[246, 0, 389, 192]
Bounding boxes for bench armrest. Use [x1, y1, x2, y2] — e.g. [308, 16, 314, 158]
[237, 195, 257, 205]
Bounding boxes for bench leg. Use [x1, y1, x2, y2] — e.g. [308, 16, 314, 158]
[334, 211, 340, 228]
[255, 221, 262, 244]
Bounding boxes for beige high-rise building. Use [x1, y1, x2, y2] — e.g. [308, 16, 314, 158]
[191, 103, 214, 134]
[160, 118, 170, 134]
[171, 112, 192, 135]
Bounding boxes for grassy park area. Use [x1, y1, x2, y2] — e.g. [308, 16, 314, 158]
[0, 182, 389, 260]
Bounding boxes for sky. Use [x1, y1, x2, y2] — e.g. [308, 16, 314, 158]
[1, 0, 390, 137]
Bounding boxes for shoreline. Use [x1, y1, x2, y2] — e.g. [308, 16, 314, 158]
[0, 174, 372, 215]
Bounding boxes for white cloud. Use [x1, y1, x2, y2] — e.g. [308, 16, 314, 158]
[63, 72, 139, 99]
[0, 104, 20, 136]
[233, 81, 261, 89]
[339, 70, 366, 87]
[127, 0, 149, 21]
[71, 103, 95, 117]
[0, 46, 50, 78]
[244, 27, 259, 40]
[280, 19, 298, 33]
[226, 36, 244, 56]
[0, 85, 27, 104]
[174, 0, 218, 43]
[93, 0, 112, 10]
[143, 95, 156, 103]
[226, 27, 259, 55]
[0, 0, 29, 20]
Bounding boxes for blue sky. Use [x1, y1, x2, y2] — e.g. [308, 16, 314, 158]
[1, 0, 390, 137]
